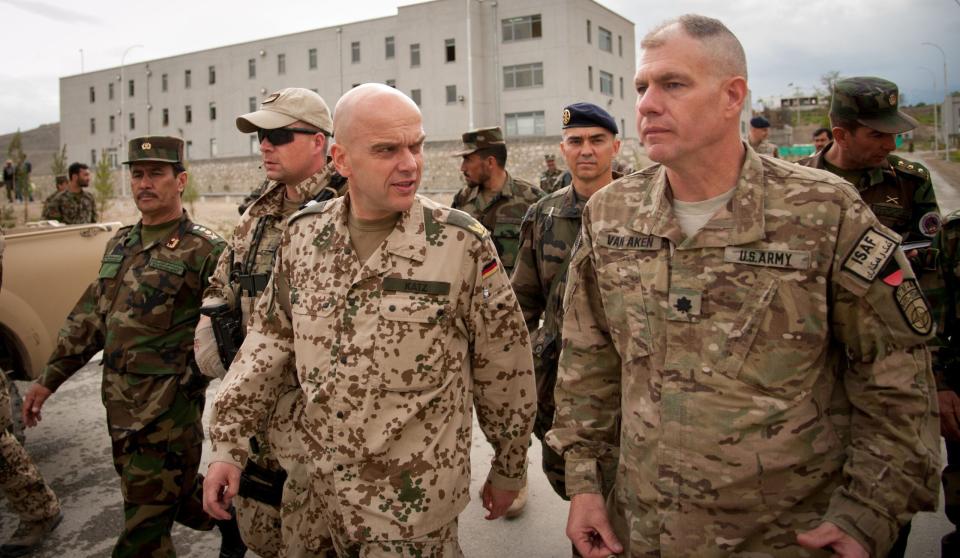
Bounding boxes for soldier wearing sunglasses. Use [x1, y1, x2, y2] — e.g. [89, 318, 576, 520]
[195, 87, 347, 557]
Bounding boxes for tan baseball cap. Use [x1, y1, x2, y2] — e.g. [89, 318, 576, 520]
[236, 88, 333, 135]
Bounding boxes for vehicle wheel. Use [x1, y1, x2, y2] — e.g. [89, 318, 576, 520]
[6, 373, 26, 445]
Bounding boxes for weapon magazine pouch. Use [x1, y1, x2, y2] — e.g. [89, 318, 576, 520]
[238, 458, 287, 507]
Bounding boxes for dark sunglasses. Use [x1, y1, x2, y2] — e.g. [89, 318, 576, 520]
[257, 127, 320, 146]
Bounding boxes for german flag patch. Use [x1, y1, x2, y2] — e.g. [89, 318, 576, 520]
[481, 260, 499, 279]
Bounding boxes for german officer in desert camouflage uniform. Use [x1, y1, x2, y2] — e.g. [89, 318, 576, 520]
[0, 230, 62, 557]
[42, 162, 97, 224]
[22, 137, 246, 558]
[511, 102, 621, 501]
[451, 126, 544, 278]
[204, 83, 536, 557]
[547, 15, 940, 558]
[195, 87, 346, 557]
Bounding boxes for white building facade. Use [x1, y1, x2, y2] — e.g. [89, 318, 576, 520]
[60, 0, 636, 166]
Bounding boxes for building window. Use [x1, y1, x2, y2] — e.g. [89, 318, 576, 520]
[586, 20, 591, 44]
[108, 82, 114, 100]
[385, 36, 395, 59]
[186, 140, 193, 159]
[278, 53, 286, 74]
[162, 108, 169, 126]
[599, 27, 613, 53]
[503, 62, 543, 89]
[161, 73, 168, 92]
[445, 85, 457, 104]
[210, 138, 218, 158]
[89, 86, 95, 103]
[208, 65, 216, 84]
[185, 105, 192, 124]
[129, 113, 135, 130]
[618, 35, 623, 57]
[91, 149, 97, 166]
[600, 71, 614, 96]
[308, 48, 317, 69]
[249, 96, 257, 112]
[619, 76, 624, 99]
[410, 43, 420, 67]
[209, 102, 216, 121]
[109, 115, 115, 132]
[386, 79, 396, 88]
[505, 111, 545, 136]
[90, 117, 96, 134]
[502, 14, 542, 42]
[185, 69, 192, 89]
[351, 41, 360, 64]
[445, 38, 456, 63]
[128, 79, 135, 97]
[411, 89, 421, 106]
[588, 66, 593, 90]
[248, 58, 256, 78]
[621, 118, 625, 134]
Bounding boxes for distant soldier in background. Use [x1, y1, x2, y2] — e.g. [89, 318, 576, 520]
[43, 162, 97, 224]
[747, 116, 778, 157]
[539, 154, 564, 193]
[812, 127, 832, 152]
[3, 160, 14, 203]
[41, 175, 69, 219]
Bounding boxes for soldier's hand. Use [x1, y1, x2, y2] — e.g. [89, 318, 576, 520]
[797, 521, 868, 557]
[567, 492, 623, 557]
[22, 383, 52, 428]
[939, 390, 960, 441]
[203, 461, 242, 520]
[480, 480, 518, 520]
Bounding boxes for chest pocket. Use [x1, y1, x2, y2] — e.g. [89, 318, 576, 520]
[492, 220, 522, 270]
[289, 288, 339, 384]
[129, 258, 186, 330]
[596, 256, 654, 362]
[374, 293, 450, 391]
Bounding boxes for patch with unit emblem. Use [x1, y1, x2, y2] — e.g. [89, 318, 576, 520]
[894, 279, 932, 335]
[724, 247, 810, 270]
[382, 277, 451, 296]
[562, 109, 571, 125]
[919, 211, 942, 237]
[602, 233, 662, 250]
[842, 227, 898, 282]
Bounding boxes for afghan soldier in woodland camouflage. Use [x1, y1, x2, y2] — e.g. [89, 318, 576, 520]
[205, 84, 535, 557]
[23, 137, 246, 558]
[547, 16, 940, 558]
[539, 154, 564, 193]
[196, 88, 345, 557]
[42, 162, 97, 224]
[511, 102, 621, 500]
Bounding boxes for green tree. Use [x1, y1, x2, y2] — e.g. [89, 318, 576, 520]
[50, 144, 67, 176]
[93, 149, 114, 216]
[6, 130, 29, 221]
[182, 164, 199, 216]
[820, 70, 840, 99]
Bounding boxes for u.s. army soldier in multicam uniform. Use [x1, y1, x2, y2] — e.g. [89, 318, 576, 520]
[511, 102, 621, 501]
[546, 15, 940, 558]
[204, 83, 535, 557]
[195, 88, 347, 557]
[23, 137, 248, 558]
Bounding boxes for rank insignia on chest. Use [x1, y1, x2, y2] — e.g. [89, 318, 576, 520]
[667, 288, 701, 322]
[165, 236, 180, 249]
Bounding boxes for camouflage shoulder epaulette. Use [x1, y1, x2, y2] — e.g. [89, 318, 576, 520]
[440, 207, 489, 239]
[889, 155, 930, 180]
[289, 197, 336, 224]
[187, 223, 225, 245]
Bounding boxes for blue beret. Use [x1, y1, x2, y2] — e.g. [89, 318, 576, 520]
[750, 116, 770, 129]
[561, 102, 618, 135]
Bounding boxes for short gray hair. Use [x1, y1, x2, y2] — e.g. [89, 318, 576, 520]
[641, 14, 747, 80]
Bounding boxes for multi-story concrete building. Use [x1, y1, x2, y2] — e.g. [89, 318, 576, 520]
[60, 0, 636, 166]
[943, 92, 960, 149]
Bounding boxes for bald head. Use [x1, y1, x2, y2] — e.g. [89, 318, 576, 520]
[641, 14, 747, 81]
[333, 83, 421, 147]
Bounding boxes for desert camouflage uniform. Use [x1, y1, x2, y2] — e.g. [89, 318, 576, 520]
[546, 148, 941, 557]
[510, 176, 619, 498]
[42, 190, 98, 224]
[0, 230, 62, 526]
[238, 179, 271, 216]
[40, 211, 224, 557]
[539, 168, 564, 193]
[210, 194, 535, 556]
[451, 173, 543, 276]
[204, 163, 347, 557]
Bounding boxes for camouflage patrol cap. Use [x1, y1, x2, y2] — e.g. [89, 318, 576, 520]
[452, 126, 505, 157]
[123, 136, 184, 165]
[237, 88, 333, 135]
[544, 154, 556, 162]
[830, 77, 918, 134]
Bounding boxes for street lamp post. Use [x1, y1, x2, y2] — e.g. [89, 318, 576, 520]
[919, 66, 939, 157]
[922, 42, 949, 161]
[120, 44, 143, 198]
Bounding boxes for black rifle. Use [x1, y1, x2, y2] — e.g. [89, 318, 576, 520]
[200, 303, 244, 369]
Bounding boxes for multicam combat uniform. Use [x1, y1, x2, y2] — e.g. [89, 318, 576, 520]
[0, 229, 61, 530]
[203, 164, 347, 557]
[42, 190, 98, 224]
[211, 194, 536, 556]
[451, 173, 543, 276]
[40, 211, 224, 557]
[546, 149, 941, 557]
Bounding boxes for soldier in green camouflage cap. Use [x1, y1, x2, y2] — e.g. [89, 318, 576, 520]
[23, 136, 247, 558]
[539, 154, 564, 193]
[451, 126, 544, 280]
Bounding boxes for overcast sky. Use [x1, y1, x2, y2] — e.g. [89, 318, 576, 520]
[1, 0, 958, 134]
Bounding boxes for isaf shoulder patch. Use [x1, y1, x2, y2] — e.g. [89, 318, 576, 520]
[842, 227, 898, 282]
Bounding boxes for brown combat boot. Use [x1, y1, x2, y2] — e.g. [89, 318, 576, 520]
[505, 484, 528, 519]
[0, 511, 63, 557]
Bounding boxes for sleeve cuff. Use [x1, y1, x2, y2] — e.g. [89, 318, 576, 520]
[824, 489, 899, 557]
[487, 468, 526, 491]
[209, 444, 249, 470]
[564, 457, 603, 496]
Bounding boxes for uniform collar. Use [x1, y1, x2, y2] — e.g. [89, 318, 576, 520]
[127, 210, 191, 252]
[813, 141, 890, 189]
[335, 194, 427, 282]
[248, 163, 338, 219]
